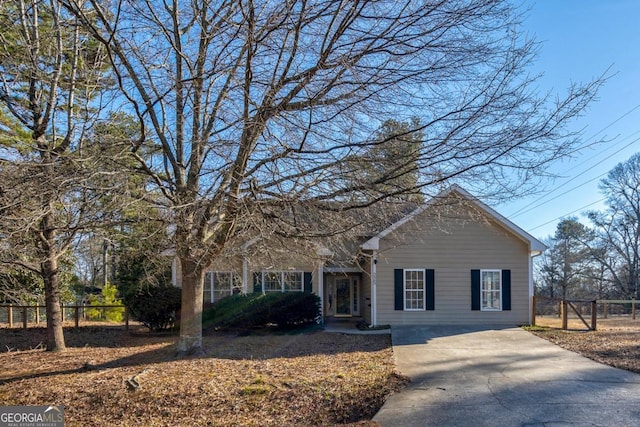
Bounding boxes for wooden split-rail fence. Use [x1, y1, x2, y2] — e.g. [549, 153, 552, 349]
[532, 296, 637, 331]
[0, 304, 129, 330]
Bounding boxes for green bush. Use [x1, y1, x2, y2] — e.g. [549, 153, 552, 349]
[85, 283, 124, 322]
[125, 285, 181, 331]
[203, 292, 321, 331]
[269, 292, 322, 327]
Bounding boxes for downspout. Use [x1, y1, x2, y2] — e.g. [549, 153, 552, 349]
[372, 251, 378, 326]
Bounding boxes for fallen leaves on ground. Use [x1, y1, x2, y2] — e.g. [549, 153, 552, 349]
[0, 324, 406, 426]
[529, 317, 640, 374]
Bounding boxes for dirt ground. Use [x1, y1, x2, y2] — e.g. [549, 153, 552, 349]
[530, 316, 640, 374]
[0, 324, 406, 427]
[3, 318, 638, 426]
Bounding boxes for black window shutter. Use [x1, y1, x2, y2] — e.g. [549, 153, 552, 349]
[394, 269, 404, 310]
[471, 269, 481, 310]
[304, 272, 313, 293]
[426, 269, 435, 310]
[253, 272, 262, 293]
[502, 269, 511, 311]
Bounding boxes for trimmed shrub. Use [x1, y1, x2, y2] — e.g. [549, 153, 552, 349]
[203, 292, 321, 331]
[125, 285, 181, 331]
[269, 292, 321, 327]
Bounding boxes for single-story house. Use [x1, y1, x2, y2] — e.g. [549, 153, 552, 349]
[172, 185, 545, 326]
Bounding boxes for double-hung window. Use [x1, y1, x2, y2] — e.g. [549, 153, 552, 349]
[262, 272, 282, 292]
[258, 271, 303, 292]
[395, 268, 435, 311]
[283, 272, 303, 291]
[203, 271, 240, 303]
[481, 270, 501, 311]
[404, 269, 425, 311]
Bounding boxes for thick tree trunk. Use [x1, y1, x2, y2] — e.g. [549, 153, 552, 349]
[40, 213, 66, 352]
[175, 256, 204, 355]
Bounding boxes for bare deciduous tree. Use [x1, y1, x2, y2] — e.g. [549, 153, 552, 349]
[63, 0, 604, 354]
[587, 153, 640, 300]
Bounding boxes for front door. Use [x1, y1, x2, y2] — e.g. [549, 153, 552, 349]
[335, 278, 351, 315]
[332, 276, 360, 317]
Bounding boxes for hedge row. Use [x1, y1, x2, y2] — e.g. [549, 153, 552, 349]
[203, 292, 321, 330]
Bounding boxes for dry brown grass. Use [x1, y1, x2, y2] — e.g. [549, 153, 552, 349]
[529, 316, 640, 374]
[0, 325, 406, 426]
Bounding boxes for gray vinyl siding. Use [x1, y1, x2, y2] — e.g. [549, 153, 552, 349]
[375, 208, 531, 326]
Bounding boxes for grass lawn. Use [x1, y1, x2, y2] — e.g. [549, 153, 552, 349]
[0, 324, 406, 426]
[528, 317, 640, 374]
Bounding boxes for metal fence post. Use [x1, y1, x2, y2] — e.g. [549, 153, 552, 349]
[591, 300, 597, 331]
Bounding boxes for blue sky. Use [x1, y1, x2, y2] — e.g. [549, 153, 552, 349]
[496, 0, 640, 240]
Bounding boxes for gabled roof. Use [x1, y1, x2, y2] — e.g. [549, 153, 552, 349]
[361, 184, 546, 254]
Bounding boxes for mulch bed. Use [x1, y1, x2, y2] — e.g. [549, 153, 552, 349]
[0, 324, 407, 426]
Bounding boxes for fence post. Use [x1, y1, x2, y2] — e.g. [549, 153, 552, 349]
[8, 305, 13, 328]
[632, 299, 636, 320]
[603, 303, 608, 319]
[22, 306, 28, 329]
[124, 307, 129, 331]
[561, 300, 568, 330]
[591, 300, 597, 331]
[74, 306, 80, 328]
[36, 305, 40, 325]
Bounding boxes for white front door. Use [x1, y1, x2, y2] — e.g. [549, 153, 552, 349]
[334, 276, 360, 317]
[335, 278, 351, 315]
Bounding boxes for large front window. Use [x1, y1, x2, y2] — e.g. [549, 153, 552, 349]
[481, 270, 501, 311]
[404, 269, 425, 311]
[203, 272, 241, 303]
[259, 271, 303, 292]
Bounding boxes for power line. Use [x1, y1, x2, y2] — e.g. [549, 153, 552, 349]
[511, 132, 640, 218]
[529, 197, 606, 232]
[562, 127, 640, 176]
[509, 103, 640, 218]
[516, 171, 609, 216]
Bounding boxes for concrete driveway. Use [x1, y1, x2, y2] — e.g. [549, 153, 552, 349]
[373, 325, 640, 427]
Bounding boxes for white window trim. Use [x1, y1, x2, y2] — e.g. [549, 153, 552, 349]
[260, 271, 304, 293]
[480, 269, 502, 312]
[403, 268, 426, 311]
[204, 271, 240, 303]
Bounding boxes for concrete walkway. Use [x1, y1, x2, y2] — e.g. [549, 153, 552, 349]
[374, 325, 640, 426]
[323, 318, 391, 335]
